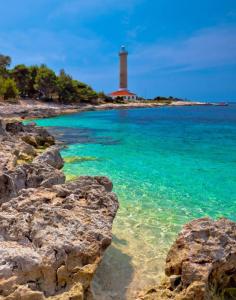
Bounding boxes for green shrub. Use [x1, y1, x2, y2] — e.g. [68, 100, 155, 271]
[0, 77, 19, 100]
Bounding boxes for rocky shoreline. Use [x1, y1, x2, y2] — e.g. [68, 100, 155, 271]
[1, 111, 236, 300]
[0, 99, 214, 120]
[138, 218, 236, 300]
[0, 119, 119, 299]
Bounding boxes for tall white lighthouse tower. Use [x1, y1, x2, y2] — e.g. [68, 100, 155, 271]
[110, 46, 137, 101]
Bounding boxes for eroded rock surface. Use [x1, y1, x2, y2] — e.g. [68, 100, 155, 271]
[0, 177, 118, 300]
[33, 147, 64, 170]
[0, 120, 63, 202]
[0, 119, 119, 299]
[138, 218, 236, 300]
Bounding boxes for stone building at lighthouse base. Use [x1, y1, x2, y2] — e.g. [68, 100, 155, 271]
[110, 90, 137, 101]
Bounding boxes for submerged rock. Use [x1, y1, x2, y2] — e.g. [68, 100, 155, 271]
[64, 156, 99, 164]
[138, 218, 236, 300]
[0, 177, 118, 299]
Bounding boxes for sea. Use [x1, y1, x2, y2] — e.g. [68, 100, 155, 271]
[33, 104, 236, 299]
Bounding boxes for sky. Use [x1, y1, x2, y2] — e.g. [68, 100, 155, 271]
[0, 0, 236, 101]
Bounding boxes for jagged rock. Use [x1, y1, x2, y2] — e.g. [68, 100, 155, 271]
[138, 218, 236, 300]
[20, 127, 55, 148]
[4, 121, 55, 148]
[0, 119, 119, 299]
[0, 176, 119, 299]
[0, 119, 6, 136]
[94, 176, 113, 192]
[5, 121, 25, 134]
[0, 120, 61, 202]
[0, 120, 55, 172]
[33, 147, 64, 170]
[0, 162, 65, 203]
[0, 138, 20, 171]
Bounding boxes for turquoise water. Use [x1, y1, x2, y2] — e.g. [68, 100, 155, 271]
[33, 105, 236, 299]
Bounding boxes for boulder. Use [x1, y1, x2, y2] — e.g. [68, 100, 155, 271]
[33, 147, 64, 170]
[0, 176, 119, 299]
[138, 218, 236, 300]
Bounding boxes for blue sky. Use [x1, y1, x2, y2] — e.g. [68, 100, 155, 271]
[0, 0, 236, 100]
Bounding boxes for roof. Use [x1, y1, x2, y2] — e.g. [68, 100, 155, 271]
[110, 90, 136, 96]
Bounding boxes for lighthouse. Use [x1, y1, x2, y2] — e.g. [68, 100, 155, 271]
[110, 46, 137, 101]
[119, 45, 128, 90]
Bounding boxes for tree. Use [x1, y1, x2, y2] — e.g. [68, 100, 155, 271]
[0, 55, 100, 104]
[28, 65, 39, 98]
[0, 77, 4, 97]
[75, 82, 97, 102]
[0, 54, 11, 77]
[34, 65, 57, 100]
[57, 69, 79, 103]
[0, 77, 19, 100]
[11, 64, 31, 97]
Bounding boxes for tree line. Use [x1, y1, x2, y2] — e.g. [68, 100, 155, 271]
[0, 54, 106, 103]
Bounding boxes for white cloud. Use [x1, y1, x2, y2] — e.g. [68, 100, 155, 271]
[129, 25, 236, 75]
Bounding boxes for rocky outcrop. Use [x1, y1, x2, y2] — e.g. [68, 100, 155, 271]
[0, 119, 119, 299]
[0, 121, 54, 172]
[0, 121, 63, 202]
[138, 218, 236, 300]
[0, 161, 65, 203]
[0, 177, 118, 299]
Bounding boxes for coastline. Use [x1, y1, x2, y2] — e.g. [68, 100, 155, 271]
[1, 105, 236, 299]
[0, 118, 119, 299]
[0, 99, 215, 120]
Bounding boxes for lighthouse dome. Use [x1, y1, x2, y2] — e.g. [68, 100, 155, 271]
[120, 45, 128, 54]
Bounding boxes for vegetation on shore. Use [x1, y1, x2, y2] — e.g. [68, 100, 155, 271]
[0, 54, 108, 104]
[0, 54, 193, 105]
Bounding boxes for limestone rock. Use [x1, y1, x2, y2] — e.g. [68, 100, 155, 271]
[0, 119, 6, 136]
[0, 120, 55, 172]
[0, 162, 65, 203]
[19, 126, 55, 148]
[138, 218, 236, 300]
[0, 138, 18, 171]
[0, 176, 119, 299]
[0, 119, 119, 300]
[0, 120, 61, 202]
[33, 147, 64, 170]
[4, 121, 55, 148]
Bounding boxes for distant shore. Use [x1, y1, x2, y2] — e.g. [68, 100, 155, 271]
[0, 99, 221, 120]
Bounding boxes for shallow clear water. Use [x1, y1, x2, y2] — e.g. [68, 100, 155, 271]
[34, 105, 236, 299]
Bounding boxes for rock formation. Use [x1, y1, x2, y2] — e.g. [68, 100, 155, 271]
[0, 119, 119, 299]
[138, 218, 236, 300]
